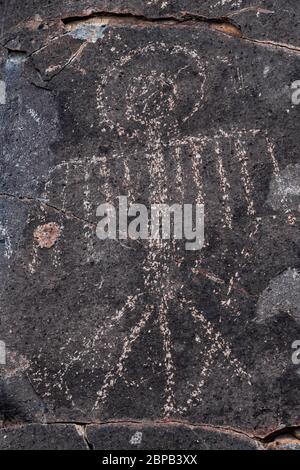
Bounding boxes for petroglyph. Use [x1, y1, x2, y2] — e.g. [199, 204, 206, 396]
[84, 44, 281, 416]
[2, 4, 299, 441]
[24, 40, 283, 418]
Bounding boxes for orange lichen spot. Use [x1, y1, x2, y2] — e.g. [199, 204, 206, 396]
[34, 222, 61, 248]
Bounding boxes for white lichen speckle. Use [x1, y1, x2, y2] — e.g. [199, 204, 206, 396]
[130, 431, 143, 445]
[0, 80, 6, 105]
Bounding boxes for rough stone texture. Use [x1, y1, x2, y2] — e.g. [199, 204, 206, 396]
[0, 0, 300, 450]
[256, 268, 300, 325]
[0, 424, 88, 450]
[86, 423, 263, 450]
[267, 164, 300, 213]
[266, 435, 300, 451]
[1, 1, 300, 46]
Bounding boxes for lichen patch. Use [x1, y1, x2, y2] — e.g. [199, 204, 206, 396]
[33, 222, 61, 249]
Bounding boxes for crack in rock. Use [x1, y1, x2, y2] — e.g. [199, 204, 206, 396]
[0, 192, 95, 229]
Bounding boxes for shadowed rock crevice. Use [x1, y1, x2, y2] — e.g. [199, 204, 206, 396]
[2, 8, 300, 59]
[60, 9, 300, 54]
[61, 10, 242, 36]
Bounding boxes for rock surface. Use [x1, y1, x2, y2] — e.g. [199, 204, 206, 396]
[86, 423, 263, 450]
[0, 0, 300, 450]
[0, 423, 88, 450]
[1, 0, 300, 46]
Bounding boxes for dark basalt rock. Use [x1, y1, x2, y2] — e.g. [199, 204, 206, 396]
[86, 423, 263, 450]
[0, 0, 300, 450]
[0, 424, 88, 450]
[1, 1, 300, 46]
